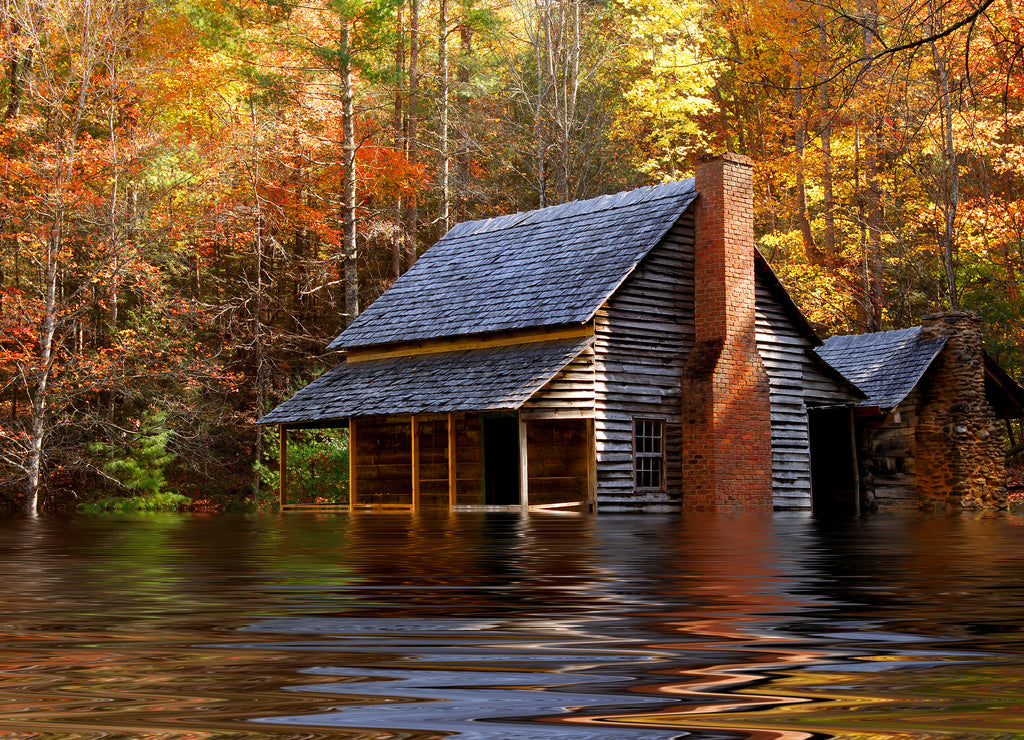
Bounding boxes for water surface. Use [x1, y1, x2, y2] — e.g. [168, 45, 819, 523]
[1, 511, 1023, 739]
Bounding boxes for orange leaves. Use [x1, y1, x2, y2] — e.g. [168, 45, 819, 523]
[357, 145, 429, 201]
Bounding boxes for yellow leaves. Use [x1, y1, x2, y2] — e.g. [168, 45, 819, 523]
[608, 0, 718, 176]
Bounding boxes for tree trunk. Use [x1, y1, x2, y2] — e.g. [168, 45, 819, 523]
[930, 36, 960, 309]
[558, 0, 579, 203]
[341, 21, 359, 322]
[534, 0, 547, 208]
[26, 230, 59, 515]
[792, 52, 818, 262]
[404, 0, 419, 268]
[392, 6, 405, 280]
[860, 0, 883, 330]
[3, 31, 33, 122]
[438, 0, 450, 233]
[819, 22, 836, 261]
[456, 24, 472, 221]
[251, 103, 269, 501]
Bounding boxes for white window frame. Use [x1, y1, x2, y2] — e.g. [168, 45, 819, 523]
[633, 418, 666, 491]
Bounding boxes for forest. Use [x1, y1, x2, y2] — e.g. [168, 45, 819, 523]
[0, 0, 1020, 513]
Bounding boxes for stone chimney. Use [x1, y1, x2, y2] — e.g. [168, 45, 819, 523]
[680, 153, 773, 511]
[916, 311, 1005, 509]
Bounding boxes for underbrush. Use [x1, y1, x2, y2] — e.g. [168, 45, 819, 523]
[78, 491, 192, 513]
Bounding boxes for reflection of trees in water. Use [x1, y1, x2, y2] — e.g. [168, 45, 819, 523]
[3, 512, 1024, 739]
[580, 513, 1024, 739]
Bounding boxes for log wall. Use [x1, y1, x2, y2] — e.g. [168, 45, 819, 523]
[452, 414, 484, 506]
[857, 395, 921, 509]
[352, 416, 413, 506]
[416, 417, 451, 508]
[525, 419, 590, 505]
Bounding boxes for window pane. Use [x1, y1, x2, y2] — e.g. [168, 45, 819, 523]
[633, 418, 665, 490]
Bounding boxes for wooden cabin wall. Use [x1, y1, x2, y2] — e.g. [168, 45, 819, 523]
[453, 414, 484, 505]
[857, 394, 920, 509]
[525, 419, 590, 505]
[754, 278, 862, 509]
[593, 212, 695, 504]
[354, 417, 413, 505]
[416, 418, 450, 508]
[754, 279, 814, 508]
[521, 346, 596, 420]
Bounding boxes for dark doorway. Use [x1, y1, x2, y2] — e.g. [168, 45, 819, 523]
[809, 407, 859, 514]
[483, 416, 521, 505]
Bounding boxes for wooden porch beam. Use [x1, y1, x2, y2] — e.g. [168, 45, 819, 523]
[587, 417, 597, 511]
[348, 418, 357, 512]
[347, 323, 594, 363]
[519, 412, 529, 510]
[411, 414, 420, 512]
[278, 424, 288, 510]
[448, 412, 457, 510]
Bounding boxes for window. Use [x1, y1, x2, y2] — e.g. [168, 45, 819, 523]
[633, 419, 665, 490]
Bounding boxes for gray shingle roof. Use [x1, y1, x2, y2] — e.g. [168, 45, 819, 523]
[258, 337, 593, 425]
[814, 326, 947, 410]
[330, 180, 697, 350]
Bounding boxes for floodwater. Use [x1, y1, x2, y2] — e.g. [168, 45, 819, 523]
[1, 512, 1024, 740]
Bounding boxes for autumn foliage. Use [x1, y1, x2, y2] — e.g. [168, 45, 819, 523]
[1, 0, 1021, 511]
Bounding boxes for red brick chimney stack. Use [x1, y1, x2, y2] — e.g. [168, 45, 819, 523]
[681, 153, 773, 511]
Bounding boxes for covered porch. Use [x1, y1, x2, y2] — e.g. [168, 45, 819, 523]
[261, 334, 598, 513]
[277, 412, 595, 512]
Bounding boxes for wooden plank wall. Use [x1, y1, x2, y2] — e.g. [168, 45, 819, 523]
[754, 279, 814, 508]
[593, 213, 695, 504]
[753, 277, 861, 509]
[857, 395, 920, 508]
[521, 346, 595, 420]
[525, 419, 590, 505]
[452, 414, 484, 505]
[353, 416, 413, 506]
[416, 417, 451, 508]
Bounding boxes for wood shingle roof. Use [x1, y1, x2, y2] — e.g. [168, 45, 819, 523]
[815, 326, 947, 410]
[258, 337, 593, 425]
[331, 180, 697, 350]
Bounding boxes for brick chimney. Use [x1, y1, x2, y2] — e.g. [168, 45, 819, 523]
[916, 311, 1005, 509]
[681, 153, 773, 511]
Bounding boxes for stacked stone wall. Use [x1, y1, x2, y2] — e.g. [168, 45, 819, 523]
[916, 311, 1005, 509]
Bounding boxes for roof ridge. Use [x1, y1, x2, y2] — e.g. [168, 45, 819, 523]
[447, 180, 695, 240]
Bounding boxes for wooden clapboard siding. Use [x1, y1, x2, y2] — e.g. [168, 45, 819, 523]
[593, 212, 695, 504]
[755, 276, 814, 508]
[521, 346, 596, 419]
[754, 274, 861, 509]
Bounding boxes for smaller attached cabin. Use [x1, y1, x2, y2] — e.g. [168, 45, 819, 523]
[816, 313, 1024, 510]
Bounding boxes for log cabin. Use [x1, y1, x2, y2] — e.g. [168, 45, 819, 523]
[259, 153, 1024, 512]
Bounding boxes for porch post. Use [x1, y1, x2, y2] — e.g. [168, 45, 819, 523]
[348, 418, 357, 511]
[447, 412, 457, 510]
[411, 414, 420, 511]
[518, 412, 529, 509]
[278, 424, 288, 509]
[587, 417, 597, 511]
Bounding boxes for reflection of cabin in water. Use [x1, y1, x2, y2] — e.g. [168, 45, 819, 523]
[260, 153, 1024, 512]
